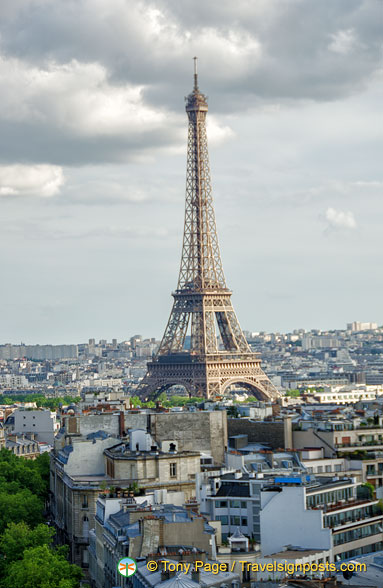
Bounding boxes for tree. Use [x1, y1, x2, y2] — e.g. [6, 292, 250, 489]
[4, 544, 82, 588]
[360, 482, 375, 500]
[227, 406, 240, 418]
[0, 449, 49, 499]
[0, 489, 44, 534]
[158, 392, 168, 404]
[285, 389, 301, 398]
[0, 394, 81, 409]
[33, 453, 50, 500]
[0, 522, 55, 576]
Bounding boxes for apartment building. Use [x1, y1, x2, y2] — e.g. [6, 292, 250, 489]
[260, 476, 383, 562]
[89, 496, 216, 588]
[50, 428, 201, 567]
[293, 419, 383, 458]
[300, 447, 383, 488]
[5, 408, 59, 444]
[6, 432, 40, 459]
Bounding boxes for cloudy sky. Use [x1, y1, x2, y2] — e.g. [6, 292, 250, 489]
[0, 0, 382, 344]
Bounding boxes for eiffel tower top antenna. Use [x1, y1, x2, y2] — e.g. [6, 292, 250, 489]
[193, 56, 198, 90]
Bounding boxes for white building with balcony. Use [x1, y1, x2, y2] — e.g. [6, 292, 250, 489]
[260, 476, 383, 562]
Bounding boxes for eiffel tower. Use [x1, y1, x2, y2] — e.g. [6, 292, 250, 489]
[141, 60, 279, 401]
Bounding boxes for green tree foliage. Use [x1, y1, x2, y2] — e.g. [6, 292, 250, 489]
[158, 392, 168, 404]
[4, 544, 82, 588]
[0, 449, 49, 498]
[285, 389, 301, 397]
[0, 449, 82, 588]
[227, 406, 240, 418]
[360, 482, 375, 500]
[0, 395, 81, 409]
[0, 489, 44, 535]
[0, 522, 54, 576]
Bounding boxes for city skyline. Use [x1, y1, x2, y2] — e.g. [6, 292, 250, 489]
[0, 1, 382, 343]
[0, 319, 381, 347]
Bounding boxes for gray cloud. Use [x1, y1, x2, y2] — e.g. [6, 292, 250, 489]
[0, 0, 380, 168]
[0, 0, 382, 342]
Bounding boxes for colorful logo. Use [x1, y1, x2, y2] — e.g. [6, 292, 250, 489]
[117, 557, 137, 577]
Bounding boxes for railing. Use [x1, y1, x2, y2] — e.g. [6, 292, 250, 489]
[311, 499, 376, 513]
[323, 499, 377, 514]
[336, 441, 383, 448]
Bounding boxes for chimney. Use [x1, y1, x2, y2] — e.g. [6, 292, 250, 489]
[119, 411, 125, 437]
[191, 569, 200, 583]
[161, 569, 176, 581]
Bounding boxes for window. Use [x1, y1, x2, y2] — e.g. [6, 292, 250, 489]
[106, 459, 114, 478]
[82, 494, 88, 508]
[215, 500, 228, 508]
[82, 546, 89, 564]
[230, 516, 240, 526]
[170, 463, 177, 478]
[230, 500, 240, 508]
[243, 567, 251, 582]
[241, 517, 247, 526]
[217, 515, 228, 525]
[325, 465, 332, 473]
[240, 501, 247, 509]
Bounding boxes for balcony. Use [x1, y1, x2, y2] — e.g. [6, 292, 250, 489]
[324, 499, 376, 513]
[336, 441, 383, 449]
[312, 499, 377, 514]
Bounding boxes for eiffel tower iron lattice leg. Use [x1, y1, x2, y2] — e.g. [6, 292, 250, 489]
[139, 60, 280, 402]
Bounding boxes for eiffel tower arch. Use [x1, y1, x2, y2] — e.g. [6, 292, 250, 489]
[140, 60, 280, 402]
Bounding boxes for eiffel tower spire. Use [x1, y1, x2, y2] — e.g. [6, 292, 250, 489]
[178, 56, 226, 292]
[140, 61, 279, 401]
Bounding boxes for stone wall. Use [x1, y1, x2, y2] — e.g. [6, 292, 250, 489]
[64, 411, 227, 464]
[148, 411, 227, 465]
[227, 419, 286, 449]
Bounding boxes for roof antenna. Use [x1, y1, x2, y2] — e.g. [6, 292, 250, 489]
[193, 56, 198, 90]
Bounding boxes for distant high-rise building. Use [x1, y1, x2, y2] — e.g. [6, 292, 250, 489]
[0, 344, 78, 360]
[347, 321, 378, 332]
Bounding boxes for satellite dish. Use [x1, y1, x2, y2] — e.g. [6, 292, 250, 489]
[343, 569, 353, 580]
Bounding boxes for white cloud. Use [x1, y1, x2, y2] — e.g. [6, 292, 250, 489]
[0, 164, 64, 197]
[325, 207, 356, 230]
[207, 116, 235, 146]
[328, 29, 357, 55]
[0, 54, 166, 137]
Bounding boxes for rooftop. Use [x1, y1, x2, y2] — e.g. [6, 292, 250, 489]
[135, 559, 239, 587]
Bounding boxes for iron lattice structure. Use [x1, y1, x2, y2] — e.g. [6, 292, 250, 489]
[141, 63, 280, 401]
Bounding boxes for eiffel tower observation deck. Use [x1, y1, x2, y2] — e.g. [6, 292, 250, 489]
[140, 60, 280, 401]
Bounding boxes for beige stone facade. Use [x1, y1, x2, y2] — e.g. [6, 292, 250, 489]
[62, 408, 228, 464]
[104, 444, 200, 493]
[50, 438, 201, 567]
